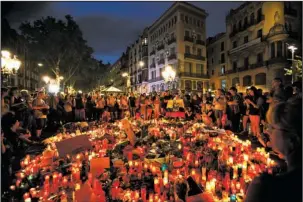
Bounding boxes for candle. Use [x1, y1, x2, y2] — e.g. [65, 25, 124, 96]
[62, 176, 68, 187]
[154, 177, 159, 193]
[141, 186, 147, 201]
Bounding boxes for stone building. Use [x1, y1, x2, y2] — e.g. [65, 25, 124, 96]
[128, 28, 149, 93]
[207, 1, 302, 92]
[148, 2, 209, 93]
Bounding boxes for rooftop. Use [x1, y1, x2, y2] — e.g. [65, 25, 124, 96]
[206, 32, 226, 45]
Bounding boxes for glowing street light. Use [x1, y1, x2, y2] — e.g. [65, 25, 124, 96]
[162, 65, 176, 90]
[162, 65, 176, 82]
[42, 76, 51, 84]
[139, 61, 144, 67]
[122, 72, 128, 77]
[48, 83, 60, 94]
[38, 63, 43, 67]
[288, 45, 298, 83]
[1, 50, 21, 74]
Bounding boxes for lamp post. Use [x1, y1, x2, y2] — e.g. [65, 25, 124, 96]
[288, 45, 297, 83]
[1, 50, 21, 86]
[162, 65, 176, 91]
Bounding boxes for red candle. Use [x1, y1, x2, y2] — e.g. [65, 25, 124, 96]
[141, 186, 147, 201]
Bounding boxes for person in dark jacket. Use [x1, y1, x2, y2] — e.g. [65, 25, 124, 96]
[245, 97, 302, 202]
[85, 96, 95, 121]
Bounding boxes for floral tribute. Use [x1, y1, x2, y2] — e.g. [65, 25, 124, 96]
[9, 119, 279, 202]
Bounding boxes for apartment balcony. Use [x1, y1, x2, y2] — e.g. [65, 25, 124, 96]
[184, 36, 194, 42]
[179, 72, 209, 79]
[266, 57, 290, 66]
[284, 7, 297, 17]
[229, 37, 262, 55]
[157, 44, 164, 51]
[148, 76, 163, 83]
[184, 53, 206, 61]
[167, 37, 176, 45]
[157, 58, 165, 65]
[196, 40, 205, 46]
[230, 15, 265, 37]
[168, 54, 177, 61]
[150, 63, 156, 69]
[249, 61, 267, 69]
[150, 50, 155, 56]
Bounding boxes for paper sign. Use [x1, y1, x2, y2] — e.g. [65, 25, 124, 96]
[55, 135, 92, 158]
[90, 157, 110, 177]
[167, 99, 185, 109]
[121, 119, 136, 146]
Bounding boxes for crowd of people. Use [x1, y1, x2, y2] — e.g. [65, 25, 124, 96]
[1, 78, 302, 200]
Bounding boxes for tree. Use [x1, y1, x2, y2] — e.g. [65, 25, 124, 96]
[284, 56, 302, 80]
[19, 15, 95, 85]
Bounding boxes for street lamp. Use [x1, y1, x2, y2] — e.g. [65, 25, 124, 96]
[162, 65, 176, 90]
[38, 63, 43, 67]
[139, 61, 144, 67]
[42, 76, 50, 84]
[288, 45, 297, 83]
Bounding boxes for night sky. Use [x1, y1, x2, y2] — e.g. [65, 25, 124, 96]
[5, 1, 242, 64]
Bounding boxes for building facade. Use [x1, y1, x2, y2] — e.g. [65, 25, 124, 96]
[17, 61, 39, 92]
[208, 2, 302, 92]
[206, 33, 228, 91]
[128, 28, 149, 93]
[148, 2, 209, 93]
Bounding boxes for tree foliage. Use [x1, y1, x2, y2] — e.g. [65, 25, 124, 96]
[19, 15, 97, 86]
[284, 56, 302, 79]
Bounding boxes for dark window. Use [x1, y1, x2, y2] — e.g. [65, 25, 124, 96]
[233, 41, 237, 48]
[174, 16, 177, 23]
[244, 17, 248, 27]
[221, 53, 225, 63]
[244, 57, 249, 68]
[212, 70, 214, 75]
[185, 30, 190, 37]
[185, 80, 192, 91]
[232, 77, 239, 87]
[277, 41, 283, 57]
[233, 61, 237, 70]
[221, 42, 224, 51]
[255, 73, 266, 85]
[257, 8, 262, 22]
[197, 34, 201, 40]
[238, 20, 242, 30]
[257, 53, 263, 63]
[257, 29, 262, 38]
[244, 36, 249, 43]
[212, 58, 214, 64]
[185, 16, 188, 23]
[243, 75, 252, 86]
[271, 43, 275, 58]
[233, 24, 237, 32]
[197, 48, 202, 56]
[250, 13, 255, 25]
[185, 45, 190, 54]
